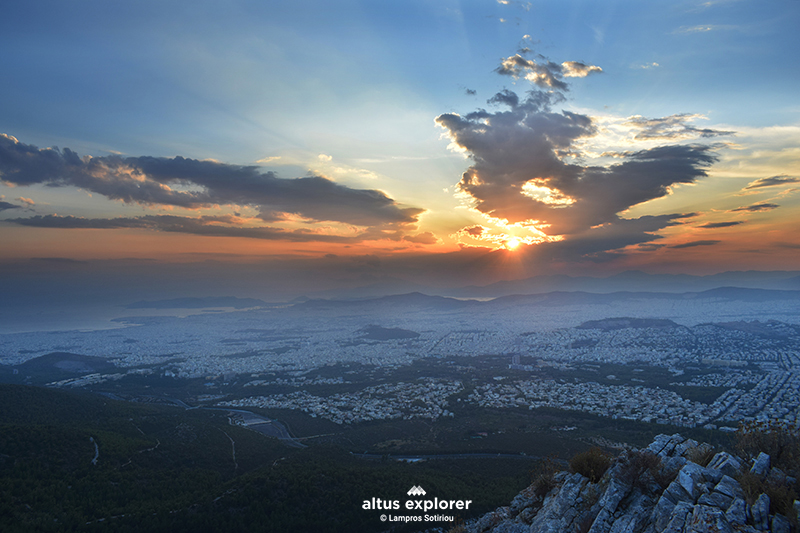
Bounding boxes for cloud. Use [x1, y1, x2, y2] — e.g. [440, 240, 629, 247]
[495, 53, 602, 91]
[496, 55, 566, 90]
[730, 203, 779, 212]
[0, 133, 422, 228]
[634, 62, 660, 70]
[436, 51, 723, 262]
[15, 196, 35, 206]
[674, 24, 736, 34]
[669, 240, 721, 249]
[625, 114, 734, 140]
[7, 214, 370, 243]
[403, 232, 439, 245]
[561, 61, 603, 78]
[465, 88, 477, 96]
[462, 225, 487, 237]
[697, 221, 743, 228]
[744, 175, 799, 190]
[437, 95, 716, 236]
[0, 200, 21, 212]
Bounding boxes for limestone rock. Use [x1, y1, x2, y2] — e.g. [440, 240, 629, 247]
[586, 478, 632, 533]
[697, 490, 733, 510]
[467, 434, 792, 533]
[607, 492, 655, 533]
[713, 475, 744, 501]
[662, 478, 694, 505]
[509, 485, 536, 515]
[529, 472, 590, 533]
[750, 452, 770, 477]
[674, 438, 700, 458]
[706, 451, 742, 478]
[686, 505, 732, 533]
[489, 520, 529, 533]
[474, 506, 510, 532]
[662, 501, 693, 533]
[650, 495, 677, 531]
[772, 514, 791, 533]
[647, 434, 685, 458]
[725, 497, 747, 527]
[751, 493, 770, 531]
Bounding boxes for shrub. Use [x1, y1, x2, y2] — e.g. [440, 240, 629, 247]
[686, 444, 715, 467]
[735, 420, 800, 476]
[533, 455, 561, 498]
[570, 448, 612, 483]
[737, 471, 798, 518]
[617, 450, 661, 490]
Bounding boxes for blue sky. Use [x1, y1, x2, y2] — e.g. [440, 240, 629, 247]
[1, 0, 799, 280]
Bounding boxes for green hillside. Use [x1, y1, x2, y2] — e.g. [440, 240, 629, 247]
[0, 384, 530, 532]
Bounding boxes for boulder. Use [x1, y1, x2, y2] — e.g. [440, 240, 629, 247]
[697, 490, 733, 510]
[771, 514, 791, 533]
[751, 493, 770, 531]
[662, 501, 693, 533]
[749, 452, 770, 478]
[648, 434, 685, 458]
[713, 475, 744, 501]
[706, 452, 742, 478]
[725, 497, 747, 527]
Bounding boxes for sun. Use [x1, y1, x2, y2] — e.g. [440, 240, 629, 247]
[505, 237, 522, 251]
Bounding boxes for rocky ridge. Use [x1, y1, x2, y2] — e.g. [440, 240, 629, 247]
[460, 434, 799, 533]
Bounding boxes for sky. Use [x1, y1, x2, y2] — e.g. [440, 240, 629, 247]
[1, 0, 799, 297]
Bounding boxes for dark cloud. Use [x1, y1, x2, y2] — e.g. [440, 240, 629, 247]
[437, 50, 721, 262]
[730, 203, 779, 212]
[0, 133, 421, 227]
[7, 214, 368, 243]
[626, 114, 734, 140]
[462, 225, 487, 236]
[744, 175, 799, 190]
[464, 88, 477, 96]
[532, 214, 686, 262]
[0, 200, 21, 212]
[670, 240, 721, 249]
[437, 92, 716, 236]
[697, 221, 743, 228]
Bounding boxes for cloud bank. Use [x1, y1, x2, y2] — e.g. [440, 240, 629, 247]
[0, 134, 422, 231]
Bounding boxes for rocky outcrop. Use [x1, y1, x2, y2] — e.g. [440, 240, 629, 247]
[461, 434, 799, 533]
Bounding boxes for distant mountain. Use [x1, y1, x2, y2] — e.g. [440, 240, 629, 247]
[443, 270, 800, 299]
[125, 296, 268, 309]
[290, 287, 800, 312]
[294, 292, 477, 312]
[294, 270, 800, 302]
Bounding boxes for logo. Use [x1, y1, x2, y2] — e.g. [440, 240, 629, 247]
[407, 485, 426, 497]
[363, 484, 471, 524]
